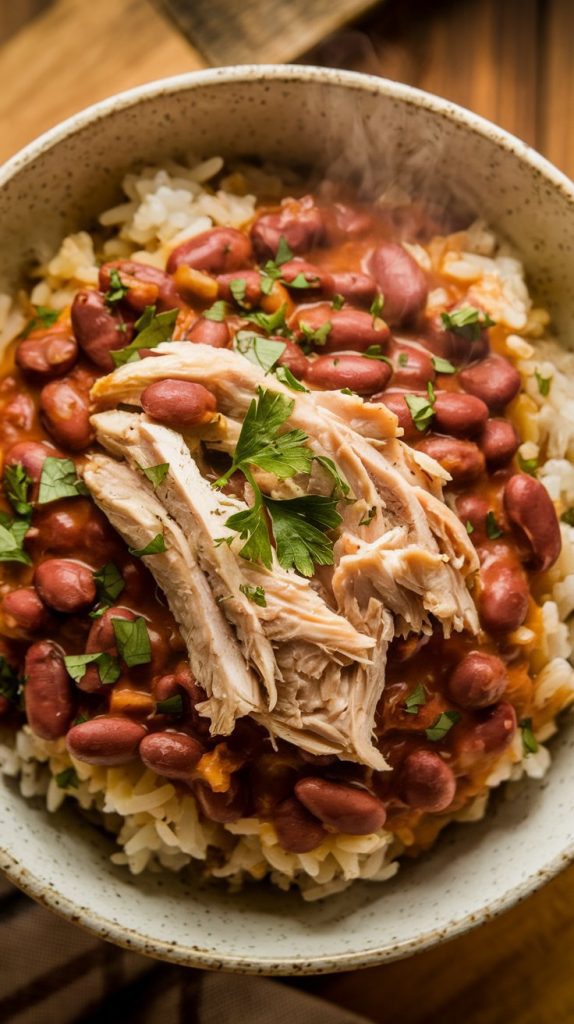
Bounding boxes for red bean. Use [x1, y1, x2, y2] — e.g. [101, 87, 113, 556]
[2, 588, 49, 633]
[479, 419, 520, 468]
[503, 473, 561, 572]
[99, 260, 183, 312]
[16, 330, 78, 382]
[433, 392, 489, 437]
[279, 259, 332, 291]
[139, 732, 204, 779]
[478, 544, 530, 633]
[79, 606, 135, 693]
[275, 338, 309, 379]
[305, 354, 391, 395]
[294, 777, 386, 834]
[40, 377, 93, 451]
[71, 290, 135, 370]
[217, 269, 263, 306]
[66, 717, 147, 766]
[326, 204, 374, 239]
[140, 379, 216, 427]
[193, 777, 247, 824]
[250, 196, 324, 260]
[327, 272, 377, 306]
[455, 493, 491, 542]
[27, 500, 113, 559]
[417, 437, 485, 484]
[455, 702, 517, 767]
[25, 640, 75, 740]
[35, 558, 96, 614]
[448, 652, 508, 709]
[5, 441, 64, 483]
[373, 391, 419, 441]
[291, 303, 390, 353]
[273, 796, 327, 853]
[185, 316, 230, 348]
[459, 356, 521, 410]
[167, 228, 252, 275]
[391, 344, 435, 390]
[368, 243, 428, 326]
[398, 750, 456, 812]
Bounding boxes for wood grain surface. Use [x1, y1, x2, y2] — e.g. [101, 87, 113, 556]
[0, 2, 573, 1021]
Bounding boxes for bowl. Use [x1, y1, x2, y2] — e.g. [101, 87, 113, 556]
[0, 65, 573, 975]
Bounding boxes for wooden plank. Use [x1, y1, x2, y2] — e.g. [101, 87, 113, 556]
[540, 0, 574, 177]
[0, 0, 51, 45]
[0, 0, 204, 163]
[155, 0, 380, 66]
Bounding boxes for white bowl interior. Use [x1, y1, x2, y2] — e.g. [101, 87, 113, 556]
[0, 67, 573, 973]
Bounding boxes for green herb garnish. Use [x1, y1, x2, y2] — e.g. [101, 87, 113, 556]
[4, 464, 33, 516]
[56, 767, 80, 789]
[485, 511, 504, 539]
[21, 306, 59, 338]
[517, 453, 538, 477]
[363, 345, 392, 366]
[331, 294, 345, 310]
[359, 506, 376, 527]
[535, 369, 552, 397]
[64, 652, 121, 685]
[264, 494, 341, 577]
[0, 517, 32, 566]
[560, 508, 574, 527]
[369, 293, 384, 321]
[111, 616, 151, 667]
[38, 457, 88, 505]
[234, 331, 285, 373]
[128, 534, 167, 558]
[425, 710, 460, 742]
[404, 682, 427, 715]
[92, 562, 125, 611]
[440, 306, 495, 340]
[229, 278, 247, 306]
[141, 463, 170, 488]
[203, 300, 228, 322]
[432, 355, 457, 374]
[111, 305, 179, 366]
[239, 584, 267, 607]
[520, 717, 539, 755]
[299, 318, 332, 347]
[245, 304, 290, 336]
[405, 382, 436, 432]
[105, 268, 129, 305]
[466, 520, 475, 534]
[314, 455, 351, 498]
[274, 365, 309, 392]
[0, 656, 22, 704]
[156, 694, 184, 716]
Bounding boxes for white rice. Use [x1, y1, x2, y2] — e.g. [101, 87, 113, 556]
[1, 157, 573, 899]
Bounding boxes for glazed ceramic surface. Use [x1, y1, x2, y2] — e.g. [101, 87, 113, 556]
[0, 67, 573, 974]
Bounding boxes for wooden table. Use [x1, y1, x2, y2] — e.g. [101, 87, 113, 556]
[1, 2, 573, 1020]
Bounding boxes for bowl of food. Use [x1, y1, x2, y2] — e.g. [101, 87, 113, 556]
[0, 65, 573, 974]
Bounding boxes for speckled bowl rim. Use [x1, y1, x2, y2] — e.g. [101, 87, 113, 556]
[1, 65, 574, 975]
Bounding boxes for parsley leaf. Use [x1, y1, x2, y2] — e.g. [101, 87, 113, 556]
[112, 616, 151, 667]
[141, 463, 170, 488]
[288, 272, 318, 290]
[229, 278, 247, 305]
[111, 306, 179, 366]
[234, 331, 285, 373]
[225, 490, 273, 568]
[331, 294, 345, 310]
[105, 268, 129, 305]
[440, 306, 495, 341]
[203, 300, 228, 322]
[21, 306, 59, 338]
[369, 293, 384, 320]
[239, 583, 267, 607]
[517, 452, 538, 477]
[219, 388, 313, 484]
[4, 464, 33, 516]
[363, 345, 392, 366]
[56, 767, 80, 789]
[38, 457, 88, 505]
[432, 355, 457, 374]
[0, 656, 22, 704]
[299, 318, 332, 347]
[264, 494, 342, 577]
[64, 652, 121, 685]
[535, 369, 552, 397]
[128, 534, 166, 558]
[425, 710, 460, 742]
[0, 517, 32, 565]
[245, 304, 289, 336]
[274, 365, 309, 392]
[466, 520, 475, 534]
[405, 382, 436, 432]
[398, 353, 408, 367]
[520, 717, 539, 755]
[485, 511, 504, 539]
[560, 508, 574, 527]
[93, 562, 125, 611]
[314, 455, 351, 498]
[275, 235, 293, 266]
[359, 506, 376, 527]
[404, 682, 427, 715]
[156, 694, 183, 716]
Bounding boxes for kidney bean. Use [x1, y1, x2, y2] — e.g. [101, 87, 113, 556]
[398, 750, 456, 813]
[479, 419, 520, 468]
[455, 702, 517, 767]
[273, 796, 327, 853]
[139, 732, 204, 779]
[275, 338, 309, 379]
[249, 755, 298, 817]
[141, 380, 216, 428]
[5, 441, 64, 484]
[417, 437, 485, 484]
[368, 243, 428, 327]
[327, 272, 377, 306]
[27, 500, 114, 560]
[433, 392, 489, 438]
[16, 330, 78, 382]
[250, 196, 324, 260]
[455, 493, 491, 542]
[326, 204, 374, 239]
[2, 588, 49, 633]
[295, 777, 386, 834]
[99, 261, 183, 312]
[503, 473, 561, 571]
[390, 344, 435, 389]
[478, 545, 530, 633]
[34, 558, 96, 614]
[305, 353, 391, 395]
[217, 269, 263, 307]
[79, 606, 135, 693]
[25, 640, 74, 741]
[448, 652, 508, 709]
[185, 316, 230, 348]
[459, 356, 521, 410]
[193, 776, 247, 824]
[373, 391, 419, 441]
[291, 303, 390, 353]
[167, 228, 252, 276]
[40, 376, 93, 451]
[71, 290, 134, 371]
[66, 717, 146, 766]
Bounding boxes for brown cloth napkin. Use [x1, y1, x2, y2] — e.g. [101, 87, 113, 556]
[0, 875, 373, 1024]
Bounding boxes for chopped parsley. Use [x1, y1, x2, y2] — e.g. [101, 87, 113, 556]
[244, 303, 290, 336]
[432, 355, 456, 374]
[363, 345, 392, 366]
[234, 331, 285, 373]
[359, 506, 376, 527]
[128, 534, 167, 558]
[299, 318, 332, 348]
[560, 508, 574, 527]
[405, 382, 436, 432]
[4, 464, 33, 516]
[156, 694, 183, 716]
[331, 294, 345, 310]
[0, 656, 22, 704]
[397, 353, 409, 367]
[440, 306, 495, 341]
[485, 511, 504, 539]
[141, 463, 170, 488]
[517, 452, 538, 477]
[369, 293, 384, 321]
[56, 767, 80, 789]
[275, 235, 293, 266]
[38, 457, 88, 505]
[315, 456, 351, 499]
[64, 652, 121, 685]
[520, 717, 539, 755]
[92, 562, 125, 615]
[403, 682, 427, 715]
[229, 278, 248, 306]
[111, 616, 152, 668]
[535, 369, 552, 397]
[104, 268, 129, 305]
[239, 584, 267, 607]
[425, 710, 460, 742]
[264, 494, 342, 577]
[274, 365, 309, 392]
[111, 305, 179, 366]
[21, 306, 59, 338]
[466, 520, 475, 534]
[203, 300, 228, 322]
[288, 272, 319, 290]
[0, 515, 32, 566]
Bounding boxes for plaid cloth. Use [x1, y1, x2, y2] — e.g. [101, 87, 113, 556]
[0, 875, 373, 1024]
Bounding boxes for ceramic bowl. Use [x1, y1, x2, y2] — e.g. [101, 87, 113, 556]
[0, 66, 573, 975]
